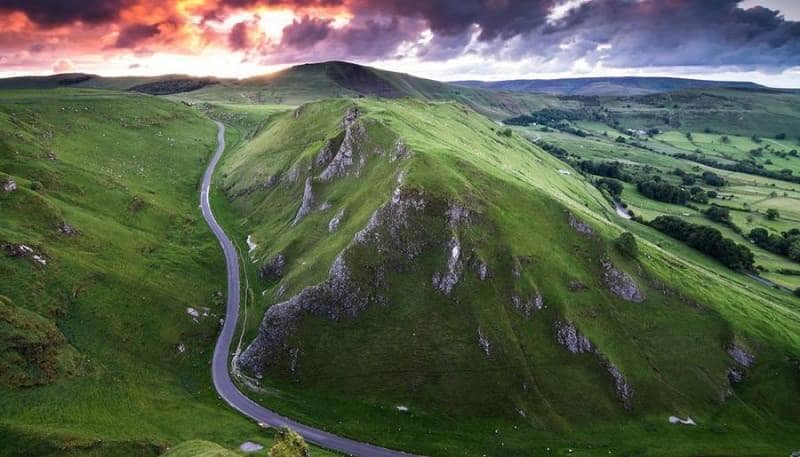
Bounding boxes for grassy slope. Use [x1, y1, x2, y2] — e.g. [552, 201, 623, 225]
[215, 97, 800, 456]
[0, 89, 336, 457]
[519, 108, 800, 288]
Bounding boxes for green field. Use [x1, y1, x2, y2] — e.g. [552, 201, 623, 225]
[0, 89, 334, 457]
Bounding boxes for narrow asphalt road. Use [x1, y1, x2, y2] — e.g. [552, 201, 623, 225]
[201, 121, 419, 457]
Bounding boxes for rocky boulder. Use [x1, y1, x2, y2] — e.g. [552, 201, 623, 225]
[2, 179, 17, 193]
[259, 253, 286, 281]
[601, 261, 645, 303]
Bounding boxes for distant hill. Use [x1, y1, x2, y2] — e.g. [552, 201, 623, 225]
[0, 73, 219, 94]
[0, 61, 555, 118]
[452, 77, 767, 96]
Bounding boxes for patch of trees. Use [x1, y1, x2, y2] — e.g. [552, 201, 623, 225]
[596, 177, 624, 196]
[701, 171, 726, 187]
[636, 179, 689, 204]
[649, 216, 755, 270]
[503, 108, 583, 127]
[674, 153, 800, 185]
[537, 141, 570, 159]
[748, 228, 800, 262]
[579, 160, 624, 179]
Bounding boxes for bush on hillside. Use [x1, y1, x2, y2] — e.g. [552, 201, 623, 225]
[268, 428, 310, 457]
[636, 179, 689, 204]
[615, 232, 638, 258]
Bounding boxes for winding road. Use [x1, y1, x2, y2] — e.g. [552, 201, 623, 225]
[201, 121, 418, 457]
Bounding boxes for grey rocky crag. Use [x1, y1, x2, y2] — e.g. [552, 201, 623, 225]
[239, 189, 447, 377]
[328, 208, 345, 233]
[58, 222, 79, 236]
[391, 140, 412, 161]
[263, 174, 279, 189]
[474, 258, 491, 281]
[259, 253, 286, 281]
[432, 203, 472, 295]
[555, 320, 594, 354]
[2, 179, 17, 192]
[477, 327, 491, 358]
[568, 212, 594, 237]
[292, 177, 314, 226]
[727, 343, 755, 384]
[554, 320, 634, 409]
[512, 294, 544, 319]
[605, 362, 634, 410]
[432, 237, 462, 295]
[601, 260, 645, 303]
[319, 107, 365, 181]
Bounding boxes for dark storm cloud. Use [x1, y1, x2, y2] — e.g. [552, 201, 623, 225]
[0, 0, 132, 26]
[281, 15, 332, 48]
[229, 21, 252, 50]
[531, 0, 800, 68]
[114, 23, 160, 48]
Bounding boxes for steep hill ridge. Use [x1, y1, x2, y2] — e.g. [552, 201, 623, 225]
[217, 97, 800, 456]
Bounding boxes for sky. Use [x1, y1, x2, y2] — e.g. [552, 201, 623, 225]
[0, 0, 799, 86]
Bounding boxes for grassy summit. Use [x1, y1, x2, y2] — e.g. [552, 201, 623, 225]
[215, 97, 800, 456]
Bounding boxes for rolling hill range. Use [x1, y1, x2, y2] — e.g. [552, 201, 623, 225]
[0, 62, 554, 119]
[213, 96, 800, 456]
[453, 77, 768, 96]
[1, 61, 799, 457]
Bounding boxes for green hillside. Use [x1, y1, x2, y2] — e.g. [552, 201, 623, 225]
[0, 89, 334, 457]
[214, 97, 800, 456]
[177, 61, 555, 118]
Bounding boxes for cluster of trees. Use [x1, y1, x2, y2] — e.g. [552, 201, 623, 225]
[596, 177, 624, 196]
[649, 216, 754, 270]
[636, 178, 689, 204]
[538, 141, 570, 159]
[504, 108, 583, 127]
[748, 228, 800, 263]
[579, 160, 624, 179]
[674, 153, 800, 185]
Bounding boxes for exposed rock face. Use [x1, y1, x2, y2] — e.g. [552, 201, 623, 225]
[606, 362, 634, 410]
[58, 222, 79, 236]
[2, 243, 46, 266]
[432, 202, 474, 294]
[601, 261, 645, 303]
[328, 208, 345, 233]
[286, 166, 300, 184]
[2, 179, 16, 192]
[240, 190, 438, 376]
[263, 174, 279, 189]
[474, 258, 491, 281]
[555, 320, 634, 409]
[727, 343, 755, 384]
[569, 280, 587, 291]
[314, 139, 338, 168]
[568, 213, 594, 237]
[512, 294, 544, 319]
[391, 140, 412, 161]
[320, 108, 365, 181]
[433, 237, 462, 295]
[555, 321, 594, 354]
[477, 327, 491, 358]
[292, 177, 314, 226]
[259, 253, 286, 281]
[728, 344, 754, 367]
